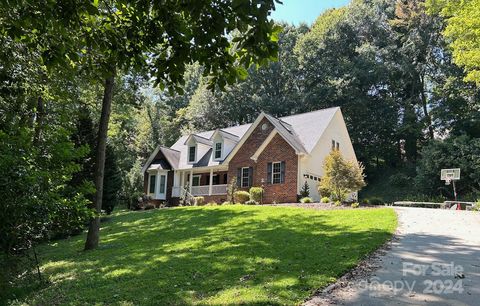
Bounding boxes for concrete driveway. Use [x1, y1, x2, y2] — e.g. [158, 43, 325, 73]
[307, 207, 480, 306]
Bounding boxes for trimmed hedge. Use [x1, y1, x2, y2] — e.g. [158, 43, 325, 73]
[234, 191, 250, 204]
[300, 197, 313, 203]
[249, 187, 263, 203]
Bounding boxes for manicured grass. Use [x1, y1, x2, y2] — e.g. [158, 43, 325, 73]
[19, 206, 396, 305]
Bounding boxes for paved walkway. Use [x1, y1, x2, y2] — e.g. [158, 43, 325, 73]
[306, 207, 480, 306]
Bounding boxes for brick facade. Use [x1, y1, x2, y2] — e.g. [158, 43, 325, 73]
[227, 118, 298, 203]
[143, 118, 299, 205]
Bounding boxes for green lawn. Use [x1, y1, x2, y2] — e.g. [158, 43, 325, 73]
[17, 206, 396, 305]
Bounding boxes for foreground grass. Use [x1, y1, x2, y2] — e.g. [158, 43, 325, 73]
[16, 206, 396, 305]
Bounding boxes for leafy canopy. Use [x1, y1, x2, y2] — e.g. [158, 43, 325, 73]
[0, 0, 282, 91]
[426, 0, 480, 85]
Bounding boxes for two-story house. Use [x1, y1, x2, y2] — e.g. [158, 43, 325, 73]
[141, 107, 358, 204]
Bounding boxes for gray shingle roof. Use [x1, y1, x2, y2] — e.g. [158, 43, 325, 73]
[169, 107, 339, 169]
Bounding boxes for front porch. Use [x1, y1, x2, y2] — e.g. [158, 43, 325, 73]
[172, 168, 228, 197]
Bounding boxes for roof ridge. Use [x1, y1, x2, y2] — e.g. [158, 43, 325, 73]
[192, 134, 211, 141]
[279, 106, 339, 120]
[160, 146, 180, 153]
[214, 128, 240, 139]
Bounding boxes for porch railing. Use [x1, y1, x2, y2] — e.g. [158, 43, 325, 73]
[191, 186, 210, 196]
[172, 184, 227, 197]
[211, 184, 228, 195]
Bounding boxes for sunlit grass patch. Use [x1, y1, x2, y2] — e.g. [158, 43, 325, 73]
[13, 206, 396, 305]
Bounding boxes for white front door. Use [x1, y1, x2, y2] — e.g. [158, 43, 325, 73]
[157, 171, 168, 200]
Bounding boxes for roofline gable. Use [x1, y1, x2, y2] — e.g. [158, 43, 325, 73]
[210, 129, 240, 142]
[222, 112, 268, 164]
[223, 112, 309, 165]
[183, 134, 213, 146]
[141, 145, 180, 173]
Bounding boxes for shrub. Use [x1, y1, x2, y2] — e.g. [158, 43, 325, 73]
[318, 186, 331, 198]
[234, 191, 250, 204]
[321, 196, 330, 203]
[227, 177, 238, 203]
[300, 181, 310, 198]
[206, 202, 217, 206]
[300, 197, 313, 203]
[361, 198, 370, 205]
[318, 150, 366, 202]
[334, 200, 342, 206]
[221, 201, 232, 205]
[245, 200, 258, 205]
[473, 200, 480, 211]
[369, 197, 384, 205]
[249, 187, 263, 203]
[194, 196, 205, 206]
[351, 202, 360, 208]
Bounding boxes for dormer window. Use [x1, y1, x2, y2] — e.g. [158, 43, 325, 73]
[214, 142, 222, 159]
[188, 145, 196, 163]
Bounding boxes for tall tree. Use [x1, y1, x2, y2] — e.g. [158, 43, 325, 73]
[426, 0, 480, 85]
[1, 0, 281, 250]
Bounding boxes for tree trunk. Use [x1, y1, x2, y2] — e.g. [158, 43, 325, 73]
[33, 96, 44, 146]
[84, 68, 116, 251]
[420, 75, 434, 140]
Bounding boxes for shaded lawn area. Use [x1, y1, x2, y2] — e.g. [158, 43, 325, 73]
[19, 206, 396, 305]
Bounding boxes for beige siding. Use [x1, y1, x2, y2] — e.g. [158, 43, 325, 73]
[298, 109, 358, 201]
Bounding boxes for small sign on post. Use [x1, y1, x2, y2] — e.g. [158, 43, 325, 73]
[441, 168, 461, 204]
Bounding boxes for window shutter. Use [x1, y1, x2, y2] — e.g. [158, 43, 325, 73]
[236, 168, 241, 187]
[267, 162, 272, 184]
[280, 161, 285, 183]
[248, 167, 253, 187]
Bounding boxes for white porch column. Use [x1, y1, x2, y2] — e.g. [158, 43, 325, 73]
[189, 169, 193, 192]
[155, 169, 160, 199]
[208, 168, 213, 195]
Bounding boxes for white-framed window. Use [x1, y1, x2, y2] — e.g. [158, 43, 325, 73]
[214, 142, 222, 159]
[188, 145, 196, 162]
[272, 161, 281, 184]
[332, 139, 340, 151]
[192, 175, 201, 186]
[159, 174, 166, 194]
[241, 167, 250, 188]
[149, 174, 156, 194]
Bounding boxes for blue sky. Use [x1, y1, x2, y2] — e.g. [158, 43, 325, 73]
[271, 0, 351, 25]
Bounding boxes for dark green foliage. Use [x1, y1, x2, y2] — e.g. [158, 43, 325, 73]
[102, 144, 122, 214]
[368, 197, 384, 206]
[300, 181, 310, 198]
[69, 109, 96, 199]
[416, 135, 480, 200]
[0, 127, 92, 297]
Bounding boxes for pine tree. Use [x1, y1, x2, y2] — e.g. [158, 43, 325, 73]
[102, 144, 122, 214]
[300, 181, 310, 198]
